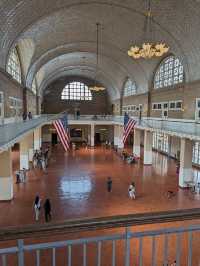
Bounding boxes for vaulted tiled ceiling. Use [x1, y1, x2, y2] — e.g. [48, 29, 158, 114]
[0, 0, 199, 99]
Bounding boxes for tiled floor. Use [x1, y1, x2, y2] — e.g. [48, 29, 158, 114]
[0, 145, 200, 265]
[1, 145, 200, 226]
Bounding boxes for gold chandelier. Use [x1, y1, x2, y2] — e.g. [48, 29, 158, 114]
[128, 43, 169, 59]
[128, 0, 169, 59]
[89, 85, 105, 92]
[89, 23, 106, 91]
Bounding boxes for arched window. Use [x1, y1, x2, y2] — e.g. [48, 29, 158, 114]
[124, 78, 137, 97]
[31, 78, 37, 95]
[154, 56, 184, 89]
[6, 48, 22, 84]
[61, 81, 92, 101]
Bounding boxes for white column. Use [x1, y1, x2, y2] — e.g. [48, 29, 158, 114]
[118, 126, 124, 149]
[20, 134, 33, 169]
[133, 129, 141, 157]
[144, 130, 153, 165]
[34, 127, 41, 150]
[114, 125, 119, 146]
[90, 124, 95, 147]
[0, 149, 13, 200]
[179, 138, 193, 187]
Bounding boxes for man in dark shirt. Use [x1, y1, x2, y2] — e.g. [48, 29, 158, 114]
[107, 177, 112, 192]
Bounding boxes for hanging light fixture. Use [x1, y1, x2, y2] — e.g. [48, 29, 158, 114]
[128, 0, 169, 59]
[89, 23, 106, 91]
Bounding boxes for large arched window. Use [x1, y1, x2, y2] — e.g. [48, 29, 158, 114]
[61, 81, 92, 101]
[124, 78, 137, 97]
[154, 56, 184, 89]
[6, 48, 22, 84]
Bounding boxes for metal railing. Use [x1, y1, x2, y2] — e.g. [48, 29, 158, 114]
[67, 114, 114, 121]
[139, 117, 200, 138]
[0, 208, 200, 265]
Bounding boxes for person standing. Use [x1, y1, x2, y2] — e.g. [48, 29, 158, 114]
[107, 177, 112, 192]
[76, 109, 80, 120]
[34, 195, 41, 221]
[22, 168, 27, 183]
[15, 170, 20, 183]
[28, 111, 32, 120]
[128, 182, 136, 199]
[44, 199, 51, 222]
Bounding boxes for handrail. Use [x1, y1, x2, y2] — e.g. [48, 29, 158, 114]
[1, 208, 200, 241]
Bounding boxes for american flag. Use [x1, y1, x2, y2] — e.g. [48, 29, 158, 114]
[53, 113, 70, 151]
[123, 113, 137, 144]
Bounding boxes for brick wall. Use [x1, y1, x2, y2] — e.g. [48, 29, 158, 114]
[118, 81, 200, 120]
[0, 70, 23, 118]
[26, 88, 37, 115]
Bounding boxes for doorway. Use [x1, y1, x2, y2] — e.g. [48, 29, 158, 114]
[52, 133, 58, 145]
[95, 132, 101, 145]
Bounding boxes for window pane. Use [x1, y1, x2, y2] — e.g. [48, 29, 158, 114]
[154, 56, 184, 89]
[124, 79, 137, 96]
[61, 82, 92, 101]
[6, 48, 22, 84]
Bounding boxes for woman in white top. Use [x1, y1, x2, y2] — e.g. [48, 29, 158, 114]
[128, 183, 136, 199]
[34, 195, 41, 221]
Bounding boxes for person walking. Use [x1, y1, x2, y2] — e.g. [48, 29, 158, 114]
[44, 199, 51, 222]
[107, 177, 112, 192]
[41, 156, 47, 173]
[34, 195, 41, 221]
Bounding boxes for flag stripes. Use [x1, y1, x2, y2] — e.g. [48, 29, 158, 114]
[53, 120, 70, 151]
[123, 118, 137, 144]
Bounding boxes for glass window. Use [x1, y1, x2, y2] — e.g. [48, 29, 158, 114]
[154, 56, 184, 89]
[176, 101, 182, 109]
[61, 82, 92, 101]
[9, 97, 22, 109]
[153, 132, 169, 153]
[6, 48, 22, 84]
[31, 78, 37, 94]
[197, 100, 200, 108]
[193, 142, 200, 165]
[124, 78, 137, 97]
[169, 102, 176, 109]
[163, 103, 168, 109]
[152, 103, 157, 110]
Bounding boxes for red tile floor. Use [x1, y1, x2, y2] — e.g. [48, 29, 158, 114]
[1, 145, 200, 265]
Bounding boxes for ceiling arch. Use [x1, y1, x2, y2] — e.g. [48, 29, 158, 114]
[0, 0, 200, 100]
[40, 66, 119, 100]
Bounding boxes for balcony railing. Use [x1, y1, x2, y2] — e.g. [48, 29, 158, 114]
[0, 114, 200, 151]
[139, 117, 200, 139]
[67, 114, 114, 121]
[0, 114, 61, 151]
[0, 208, 200, 266]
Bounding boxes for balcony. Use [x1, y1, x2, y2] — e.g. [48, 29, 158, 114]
[0, 208, 200, 265]
[0, 115, 60, 151]
[137, 117, 200, 141]
[0, 115, 200, 152]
